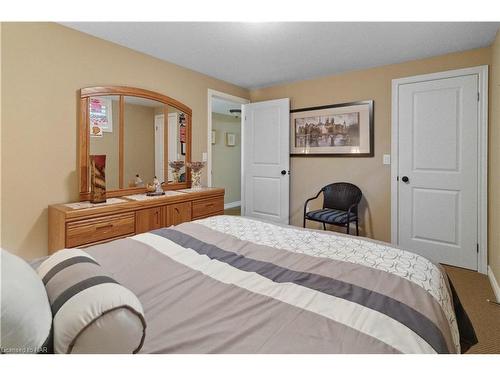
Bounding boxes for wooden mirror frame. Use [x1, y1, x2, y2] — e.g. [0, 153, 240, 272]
[79, 86, 192, 201]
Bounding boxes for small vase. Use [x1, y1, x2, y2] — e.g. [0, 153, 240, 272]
[90, 155, 106, 203]
[191, 170, 202, 190]
[172, 170, 180, 183]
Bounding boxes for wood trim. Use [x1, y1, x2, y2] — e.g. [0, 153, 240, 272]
[81, 86, 192, 115]
[119, 95, 124, 189]
[79, 86, 193, 200]
[79, 98, 89, 194]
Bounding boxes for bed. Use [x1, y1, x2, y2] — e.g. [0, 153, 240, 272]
[54, 215, 476, 354]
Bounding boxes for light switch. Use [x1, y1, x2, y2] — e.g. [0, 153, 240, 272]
[383, 154, 391, 165]
[202, 152, 208, 162]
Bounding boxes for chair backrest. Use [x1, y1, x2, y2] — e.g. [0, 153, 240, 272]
[322, 182, 362, 211]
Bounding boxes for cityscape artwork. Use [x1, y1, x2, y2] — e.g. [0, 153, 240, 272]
[290, 101, 373, 156]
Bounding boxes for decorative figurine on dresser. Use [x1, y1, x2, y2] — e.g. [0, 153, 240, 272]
[48, 85, 225, 253]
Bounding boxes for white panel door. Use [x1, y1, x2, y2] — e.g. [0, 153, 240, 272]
[242, 99, 290, 224]
[398, 74, 478, 270]
[154, 115, 164, 182]
[167, 113, 178, 182]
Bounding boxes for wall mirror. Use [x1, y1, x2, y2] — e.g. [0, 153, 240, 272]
[79, 86, 192, 200]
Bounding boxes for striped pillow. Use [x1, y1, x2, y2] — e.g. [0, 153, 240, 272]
[37, 249, 146, 354]
[0, 250, 52, 354]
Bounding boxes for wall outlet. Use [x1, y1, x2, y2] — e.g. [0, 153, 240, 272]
[383, 154, 391, 165]
[202, 152, 208, 162]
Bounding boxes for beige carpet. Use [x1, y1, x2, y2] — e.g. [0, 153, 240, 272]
[224, 206, 240, 216]
[443, 265, 500, 354]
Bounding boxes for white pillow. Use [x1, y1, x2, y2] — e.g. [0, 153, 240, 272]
[1, 249, 53, 354]
[37, 249, 146, 354]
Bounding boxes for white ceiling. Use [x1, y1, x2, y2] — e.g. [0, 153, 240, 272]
[61, 22, 500, 89]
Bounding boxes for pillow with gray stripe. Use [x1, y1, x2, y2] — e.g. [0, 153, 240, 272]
[1, 249, 52, 354]
[37, 249, 146, 354]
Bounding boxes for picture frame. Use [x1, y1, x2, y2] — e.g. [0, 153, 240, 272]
[225, 132, 236, 147]
[89, 97, 113, 133]
[290, 100, 374, 157]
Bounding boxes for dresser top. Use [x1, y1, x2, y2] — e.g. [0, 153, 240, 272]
[49, 187, 225, 219]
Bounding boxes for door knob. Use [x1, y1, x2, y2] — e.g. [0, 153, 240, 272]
[401, 176, 410, 183]
[281, 170, 287, 175]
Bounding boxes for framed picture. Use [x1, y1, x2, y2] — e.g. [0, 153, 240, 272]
[290, 100, 373, 157]
[225, 132, 236, 147]
[89, 97, 113, 133]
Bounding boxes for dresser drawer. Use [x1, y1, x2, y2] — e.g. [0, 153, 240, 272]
[66, 213, 135, 248]
[192, 197, 224, 219]
[163, 202, 192, 226]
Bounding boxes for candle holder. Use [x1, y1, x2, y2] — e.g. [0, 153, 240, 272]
[186, 161, 206, 190]
[168, 160, 185, 183]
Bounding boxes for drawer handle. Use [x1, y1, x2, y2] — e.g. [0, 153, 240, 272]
[175, 208, 180, 213]
[206, 203, 214, 207]
[96, 224, 114, 230]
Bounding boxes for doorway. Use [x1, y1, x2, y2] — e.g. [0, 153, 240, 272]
[391, 66, 488, 273]
[207, 90, 249, 215]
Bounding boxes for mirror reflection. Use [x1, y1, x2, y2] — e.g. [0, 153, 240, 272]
[167, 106, 187, 183]
[89, 95, 120, 190]
[123, 96, 163, 188]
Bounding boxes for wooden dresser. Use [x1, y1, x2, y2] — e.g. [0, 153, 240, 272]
[48, 188, 224, 253]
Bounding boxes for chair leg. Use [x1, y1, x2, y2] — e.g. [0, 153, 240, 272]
[322, 222, 326, 230]
[356, 219, 359, 236]
[346, 222, 350, 235]
[303, 217, 306, 228]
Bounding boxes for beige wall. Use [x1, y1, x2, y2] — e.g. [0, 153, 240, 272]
[211, 113, 241, 205]
[1, 22, 249, 259]
[489, 31, 500, 283]
[250, 47, 491, 242]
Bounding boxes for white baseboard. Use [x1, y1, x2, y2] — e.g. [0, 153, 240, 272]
[224, 201, 241, 210]
[488, 266, 500, 302]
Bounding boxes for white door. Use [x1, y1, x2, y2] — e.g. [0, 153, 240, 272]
[397, 74, 478, 270]
[154, 115, 164, 182]
[167, 113, 178, 182]
[242, 99, 290, 224]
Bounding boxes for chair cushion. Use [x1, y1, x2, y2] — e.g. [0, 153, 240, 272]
[306, 208, 357, 224]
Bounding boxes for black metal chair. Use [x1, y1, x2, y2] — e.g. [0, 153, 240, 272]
[303, 182, 362, 235]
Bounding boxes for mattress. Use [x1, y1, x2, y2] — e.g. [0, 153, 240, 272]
[79, 215, 476, 354]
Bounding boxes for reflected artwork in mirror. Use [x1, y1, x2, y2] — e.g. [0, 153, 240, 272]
[79, 86, 192, 200]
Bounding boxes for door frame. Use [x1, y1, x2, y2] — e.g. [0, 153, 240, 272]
[207, 89, 250, 189]
[391, 65, 488, 274]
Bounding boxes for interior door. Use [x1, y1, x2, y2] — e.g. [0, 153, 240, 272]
[397, 74, 478, 270]
[167, 113, 178, 182]
[242, 99, 290, 224]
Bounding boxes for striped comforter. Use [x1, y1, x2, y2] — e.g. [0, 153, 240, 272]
[83, 215, 476, 354]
